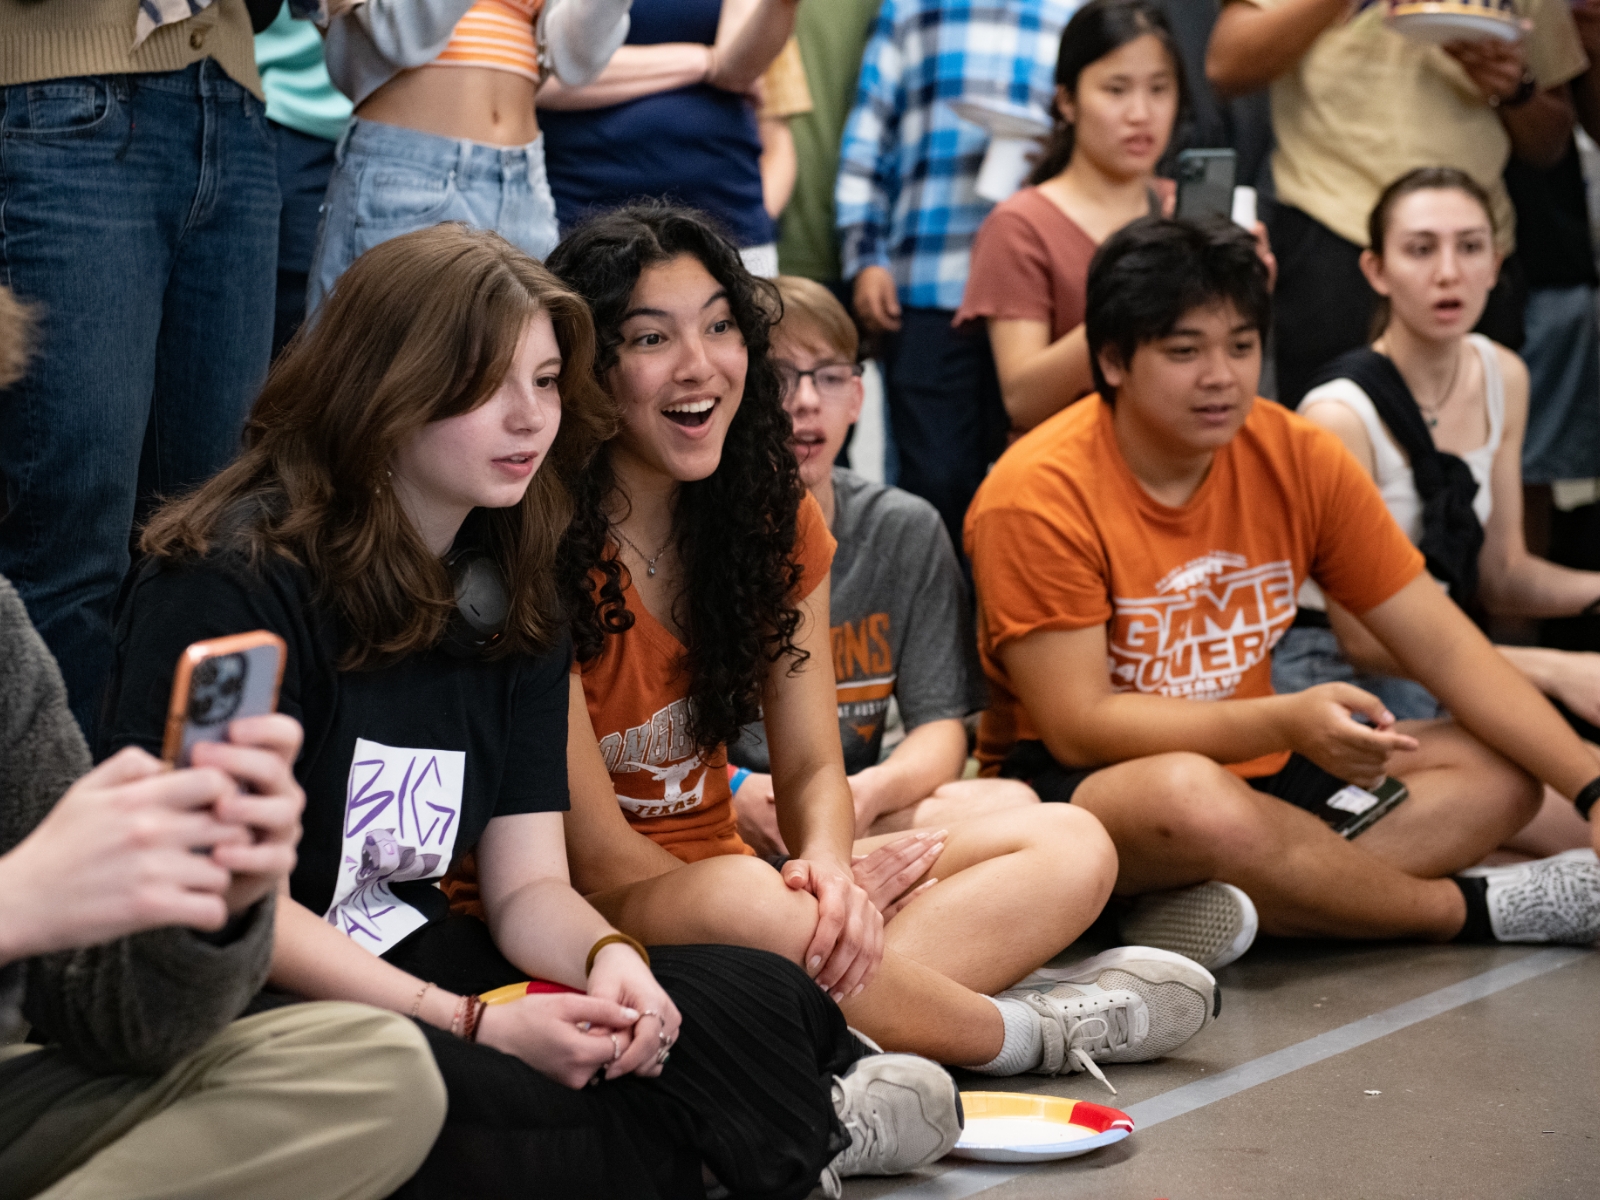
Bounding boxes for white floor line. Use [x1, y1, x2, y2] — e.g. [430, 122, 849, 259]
[883, 947, 1588, 1199]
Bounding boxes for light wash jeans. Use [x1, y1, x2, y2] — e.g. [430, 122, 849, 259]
[307, 117, 559, 314]
[1271, 624, 1446, 722]
[0, 62, 279, 736]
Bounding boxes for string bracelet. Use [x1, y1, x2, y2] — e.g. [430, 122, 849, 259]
[586, 932, 650, 976]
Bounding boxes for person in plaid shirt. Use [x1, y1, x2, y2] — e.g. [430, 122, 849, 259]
[836, 0, 1080, 554]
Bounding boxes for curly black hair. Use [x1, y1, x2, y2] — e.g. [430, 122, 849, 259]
[546, 202, 808, 754]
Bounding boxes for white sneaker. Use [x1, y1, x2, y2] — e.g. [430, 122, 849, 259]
[1458, 849, 1600, 944]
[1118, 881, 1259, 969]
[1004, 946, 1219, 1093]
[818, 1053, 963, 1197]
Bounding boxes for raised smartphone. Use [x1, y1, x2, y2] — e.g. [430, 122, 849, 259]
[161, 631, 287, 767]
[1175, 148, 1238, 222]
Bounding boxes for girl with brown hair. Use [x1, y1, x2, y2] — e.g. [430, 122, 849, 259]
[98, 223, 874, 1200]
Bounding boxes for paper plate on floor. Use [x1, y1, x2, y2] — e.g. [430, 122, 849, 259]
[948, 1092, 1134, 1163]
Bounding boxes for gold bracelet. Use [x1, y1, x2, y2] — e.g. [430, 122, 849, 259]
[586, 932, 650, 976]
[409, 980, 434, 1019]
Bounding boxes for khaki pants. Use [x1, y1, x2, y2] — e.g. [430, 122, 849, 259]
[0, 1002, 445, 1200]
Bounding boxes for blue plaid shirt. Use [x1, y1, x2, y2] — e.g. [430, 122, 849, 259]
[835, 0, 1080, 310]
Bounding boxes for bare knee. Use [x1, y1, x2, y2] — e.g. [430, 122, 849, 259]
[685, 856, 818, 964]
[966, 778, 1042, 809]
[1113, 753, 1282, 868]
[1021, 800, 1116, 879]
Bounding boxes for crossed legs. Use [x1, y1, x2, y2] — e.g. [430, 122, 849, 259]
[1071, 720, 1543, 941]
[586, 804, 1117, 1066]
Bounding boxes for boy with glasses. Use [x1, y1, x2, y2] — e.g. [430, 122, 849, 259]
[730, 276, 1043, 852]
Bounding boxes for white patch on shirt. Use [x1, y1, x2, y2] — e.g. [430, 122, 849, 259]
[325, 738, 466, 953]
[1109, 557, 1297, 700]
[598, 698, 711, 818]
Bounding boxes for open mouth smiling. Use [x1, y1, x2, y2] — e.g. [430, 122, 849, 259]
[663, 397, 716, 427]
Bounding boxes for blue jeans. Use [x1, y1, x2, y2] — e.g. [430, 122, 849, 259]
[0, 62, 279, 735]
[270, 119, 340, 357]
[1521, 284, 1600, 484]
[876, 308, 1008, 561]
[1271, 624, 1446, 721]
[307, 118, 559, 314]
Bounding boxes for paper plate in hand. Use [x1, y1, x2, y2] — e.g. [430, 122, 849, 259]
[948, 1092, 1134, 1163]
[1386, 2, 1519, 43]
[948, 96, 1053, 140]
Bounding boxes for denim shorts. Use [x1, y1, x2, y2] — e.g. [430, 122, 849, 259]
[307, 117, 559, 314]
[1270, 624, 1446, 722]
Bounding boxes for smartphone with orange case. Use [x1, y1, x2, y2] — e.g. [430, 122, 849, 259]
[161, 631, 288, 767]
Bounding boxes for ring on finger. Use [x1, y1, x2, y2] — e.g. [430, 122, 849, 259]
[610, 1033, 620, 1062]
[656, 1048, 671, 1065]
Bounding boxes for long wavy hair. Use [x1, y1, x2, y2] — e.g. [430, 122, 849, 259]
[141, 224, 616, 668]
[546, 203, 806, 754]
[1027, 0, 1186, 187]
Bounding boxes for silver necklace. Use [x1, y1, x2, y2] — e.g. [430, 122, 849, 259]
[613, 525, 672, 578]
[1412, 343, 1464, 430]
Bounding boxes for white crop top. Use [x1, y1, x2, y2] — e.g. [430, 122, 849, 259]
[1298, 333, 1504, 612]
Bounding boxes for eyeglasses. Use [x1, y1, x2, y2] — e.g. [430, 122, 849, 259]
[775, 361, 863, 403]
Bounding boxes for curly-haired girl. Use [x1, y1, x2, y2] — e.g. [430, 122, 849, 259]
[543, 202, 1219, 1089]
[98, 223, 891, 1200]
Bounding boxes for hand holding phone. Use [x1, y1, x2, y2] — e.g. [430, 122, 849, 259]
[162, 632, 287, 767]
[163, 633, 304, 915]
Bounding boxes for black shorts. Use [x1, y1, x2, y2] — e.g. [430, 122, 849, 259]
[999, 742, 1401, 837]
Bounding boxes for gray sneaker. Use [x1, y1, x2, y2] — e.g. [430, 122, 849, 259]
[1459, 848, 1600, 943]
[818, 1053, 963, 1197]
[1119, 881, 1259, 969]
[1003, 946, 1219, 1093]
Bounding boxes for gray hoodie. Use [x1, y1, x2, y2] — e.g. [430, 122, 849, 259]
[0, 575, 274, 1075]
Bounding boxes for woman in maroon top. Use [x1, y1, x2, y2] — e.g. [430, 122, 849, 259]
[956, 0, 1182, 432]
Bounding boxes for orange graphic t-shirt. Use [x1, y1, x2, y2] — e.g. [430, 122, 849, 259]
[965, 395, 1425, 778]
[581, 492, 837, 862]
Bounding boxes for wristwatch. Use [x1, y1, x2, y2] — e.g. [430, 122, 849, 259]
[1488, 69, 1537, 110]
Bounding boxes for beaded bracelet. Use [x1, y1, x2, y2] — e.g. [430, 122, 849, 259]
[1575, 776, 1600, 822]
[586, 932, 650, 976]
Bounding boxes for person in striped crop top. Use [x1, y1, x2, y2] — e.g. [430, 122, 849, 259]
[308, 0, 633, 311]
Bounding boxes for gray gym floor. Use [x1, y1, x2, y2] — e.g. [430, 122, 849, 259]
[831, 938, 1600, 1199]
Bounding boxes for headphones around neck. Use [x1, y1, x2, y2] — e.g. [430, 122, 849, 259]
[442, 547, 509, 660]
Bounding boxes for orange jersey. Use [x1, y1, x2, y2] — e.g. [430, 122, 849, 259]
[966, 395, 1425, 778]
[581, 492, 837, 861]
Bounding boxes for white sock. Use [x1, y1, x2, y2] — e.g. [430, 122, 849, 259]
[967, 996, 1042, 1076]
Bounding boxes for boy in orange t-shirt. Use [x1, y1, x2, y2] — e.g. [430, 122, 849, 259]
[966, 218, 1600, 968]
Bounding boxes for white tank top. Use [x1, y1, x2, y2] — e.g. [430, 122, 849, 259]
[1299, 334, 1504, 611]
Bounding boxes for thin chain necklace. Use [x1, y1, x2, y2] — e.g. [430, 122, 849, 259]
[613, 523, 672, 578]
[1383, 337, 1463, 430]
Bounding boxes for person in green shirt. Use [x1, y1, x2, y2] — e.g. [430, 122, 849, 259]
[777, 0, 882, 286]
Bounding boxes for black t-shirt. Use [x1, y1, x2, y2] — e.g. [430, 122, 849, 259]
[101, 551, 571, 958]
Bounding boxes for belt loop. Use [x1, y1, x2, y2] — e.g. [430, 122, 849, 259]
[334, 118, 355, 165]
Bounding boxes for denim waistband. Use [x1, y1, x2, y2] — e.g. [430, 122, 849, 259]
[108, 59, 253, 100]
[337, 117, 547, 185]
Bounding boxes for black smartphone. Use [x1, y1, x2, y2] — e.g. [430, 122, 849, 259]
[1315, 777, 1409, 839]
[1175, 148, 1238, 222]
